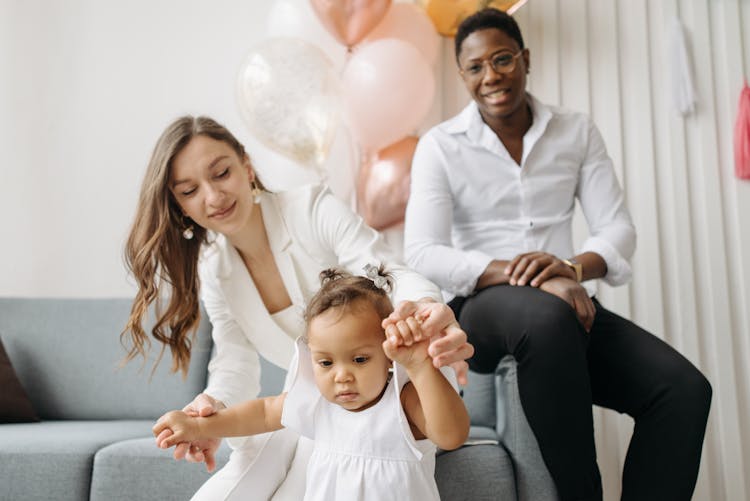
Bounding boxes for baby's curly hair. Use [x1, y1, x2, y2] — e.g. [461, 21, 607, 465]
[304, 266, 395, 326]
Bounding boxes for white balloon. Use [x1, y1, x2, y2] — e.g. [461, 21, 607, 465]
[236, 37, 342, 168]
[266, 0, 346, 71]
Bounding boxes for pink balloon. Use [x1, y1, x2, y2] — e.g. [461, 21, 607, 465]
[357, 136, 419, 230]
[362, 3, 440, 65]
[309, 0, 391, 47]
[342, 39, 435, 153]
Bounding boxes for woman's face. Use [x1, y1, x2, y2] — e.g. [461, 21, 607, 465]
[458, 28, 529, 123]
[170, 135, 255, 237]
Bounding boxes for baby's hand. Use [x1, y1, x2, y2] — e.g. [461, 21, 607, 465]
[382, 315, 431, 370]
[384, 300, 473, 385]
[152, 410, 199, 449]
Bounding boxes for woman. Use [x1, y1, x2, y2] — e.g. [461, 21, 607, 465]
[123, 115, 473, 500]
[404, 8, 711, 501]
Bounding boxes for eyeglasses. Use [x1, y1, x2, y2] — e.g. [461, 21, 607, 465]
[460, 50, 524, 78]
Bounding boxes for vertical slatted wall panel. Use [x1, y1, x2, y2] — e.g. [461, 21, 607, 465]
[437, 1, 750, 499]
[713, 2, 750, 498]
[650, 2, 715, 497]
[684, 1, 746, 499]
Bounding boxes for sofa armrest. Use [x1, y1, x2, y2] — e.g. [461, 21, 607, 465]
[463, 368, 498, 432]
[495, 355, 559, 501]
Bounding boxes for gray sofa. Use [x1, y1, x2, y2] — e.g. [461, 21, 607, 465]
[0, 298, 557, 501]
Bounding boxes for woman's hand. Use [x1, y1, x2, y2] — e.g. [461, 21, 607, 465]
[505, 251, 577, 287]
[538, 276, 596, 332]
[171, 393, 226, 472]
[383, 299, 474, 385]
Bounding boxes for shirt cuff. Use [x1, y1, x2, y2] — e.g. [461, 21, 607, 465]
[450, 250, 495, 297]
[202, 385, 234, 409]
[204, 372, 259, 409]
[580, 236, 632, 286]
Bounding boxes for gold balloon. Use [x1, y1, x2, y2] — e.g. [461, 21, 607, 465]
[419, 0, 528, 37]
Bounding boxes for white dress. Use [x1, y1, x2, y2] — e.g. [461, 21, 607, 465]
[190, 185, 442, 501]
[281, 338, 440, 501]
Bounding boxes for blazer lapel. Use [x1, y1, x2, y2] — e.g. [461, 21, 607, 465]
[259, 192, 306, 309]
[213, 230, 295, 369]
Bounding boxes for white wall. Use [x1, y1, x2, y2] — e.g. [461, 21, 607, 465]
[3, 1, 749, 500]
[0, 0, 332, 297]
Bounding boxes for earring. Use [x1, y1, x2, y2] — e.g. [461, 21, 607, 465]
[181, 216, 194, 240]
[251, 180, 261, 204]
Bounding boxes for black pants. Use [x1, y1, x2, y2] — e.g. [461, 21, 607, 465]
[451, 285, 711, 501]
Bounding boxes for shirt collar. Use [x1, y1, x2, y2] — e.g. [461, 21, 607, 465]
[440, 100, 480, 135]
[524, 94, 554, 149]
[441, 93, 554, 144]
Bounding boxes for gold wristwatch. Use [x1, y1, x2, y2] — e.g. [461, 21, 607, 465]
[562, 258, 583, 282]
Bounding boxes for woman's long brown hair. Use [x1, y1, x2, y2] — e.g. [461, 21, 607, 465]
[121, 115, 254, 377]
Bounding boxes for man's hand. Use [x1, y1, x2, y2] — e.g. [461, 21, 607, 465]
[538, 276, 596, 331]
[505, 251, 577, 287]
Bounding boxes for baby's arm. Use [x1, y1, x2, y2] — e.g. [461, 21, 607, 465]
[153, 393, 286, 449]
[382, 318, 470, 451]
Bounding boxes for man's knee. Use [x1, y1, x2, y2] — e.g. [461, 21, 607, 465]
[674, 366, 712, 418]
[463, 286, 579, 330]
[531, 291, 581, 330]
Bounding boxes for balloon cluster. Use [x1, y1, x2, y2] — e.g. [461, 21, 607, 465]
[419, 0, 529, 37]
[237, 0, 527, 231]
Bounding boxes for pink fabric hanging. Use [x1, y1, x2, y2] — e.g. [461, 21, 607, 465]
[736, 79, 750, 180]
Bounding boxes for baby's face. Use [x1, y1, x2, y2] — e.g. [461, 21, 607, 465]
[307, 302, 392, 412]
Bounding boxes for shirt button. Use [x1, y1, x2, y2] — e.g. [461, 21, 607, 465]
[529, 221, 534, 227]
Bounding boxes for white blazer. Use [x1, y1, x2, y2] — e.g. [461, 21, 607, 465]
[198, 184, 442, 407]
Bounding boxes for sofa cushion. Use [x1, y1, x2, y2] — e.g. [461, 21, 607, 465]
[0, 420, 154, 501]
[0, 298, 213, 420]
[468, 425, 499, 441]
[435, 444, 515, 501]
[0, 336, 39, 423]
[258, 355, 287, 397]
[462, 369, 497, 429]
[94, 439, 513, 501]
[89, 427, 500, 500]
[91, 437, 232, 501]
